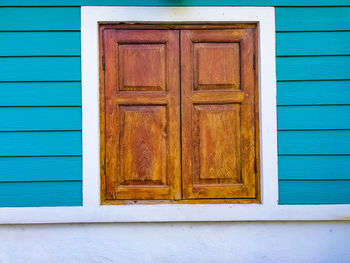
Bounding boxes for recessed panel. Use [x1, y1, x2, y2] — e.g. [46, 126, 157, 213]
[194, 43, 240, 90]
[119, 105, 167, 185]
[193, 104, 242, 184]
[119, 44, 166, 91]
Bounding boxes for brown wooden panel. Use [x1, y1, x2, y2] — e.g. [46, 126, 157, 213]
[194, 104, 242, 183]
[195, 43, 240, 90]
[119, 105, 167, 186]
[191, 91, 244, 104]
[101, 29, 181, 200]
[119, 44, 166, 91]
[100, 24, 259, 204]
[181, 29, 257, 199]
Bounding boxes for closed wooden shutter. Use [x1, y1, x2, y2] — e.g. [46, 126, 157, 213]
[181, 29, 257, 199]
[100, 25, 259, 203]
[102, 29, 181, 200]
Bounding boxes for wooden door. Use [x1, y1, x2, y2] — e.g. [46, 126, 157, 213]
[102, 29, 181, 200]
[181, 29, 257, 199]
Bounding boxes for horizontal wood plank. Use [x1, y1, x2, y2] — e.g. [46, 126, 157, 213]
[1, 0, 350, 6]
[278, 105, 350, 130]
[277, 56, 350, 81]
[277, 32, 350, 56]
[277, 80, 350, 106]
[278, 130, 350, 155]
[276, 7, 350, 31]
[0, 156, 82, 182]
[279, 180, 350, 204]
[0, 0, 81, 5]
[0, 82, 81, 106]
[0, 131, 81, 156]
[0, 32, 80, 56]
[0, 107, 81, 131]
[0, 181, 82, 207]
[0, 57, 81, 81]
[0, 7, 80, 31]
[279, 155, 350, 180]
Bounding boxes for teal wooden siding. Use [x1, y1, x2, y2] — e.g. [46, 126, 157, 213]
[0, 181, 82, 207]
[0, 32, 81, 56]
[0, 82, 81, 106]
[0, 6, 82, 206]
[0, 3, 349, 206]
[0, 7, 80, 31]
[276, 7, 350, 204]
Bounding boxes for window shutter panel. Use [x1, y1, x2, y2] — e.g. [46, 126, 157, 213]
[181, 29, 257, 199]
[102, 29, 181, 200]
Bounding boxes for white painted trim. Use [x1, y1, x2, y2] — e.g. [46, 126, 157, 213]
[0, 6, 348, 224]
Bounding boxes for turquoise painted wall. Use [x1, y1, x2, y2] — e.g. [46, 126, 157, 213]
[0, 1, 349, 206]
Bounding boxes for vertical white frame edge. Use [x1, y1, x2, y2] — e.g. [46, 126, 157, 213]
[82, 6, 279, 209]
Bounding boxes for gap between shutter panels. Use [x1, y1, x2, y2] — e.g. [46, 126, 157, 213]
[99, 24, 260, 204]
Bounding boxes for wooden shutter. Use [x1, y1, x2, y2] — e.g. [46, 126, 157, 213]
[181, 29, 257, 199]
[102, 29, 181, 200]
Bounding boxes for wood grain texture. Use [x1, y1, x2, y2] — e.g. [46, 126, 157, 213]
[195, 104, 241, 182]
[181, 29, 258, 199]
[194, 42, 240, 90]
[100, 24, 260, 203]
[119, 44, 166, 91]
[119, 106, 167, 185]
[99, 26, 107, 205]
[103, 198, 263, 205]
[101, 28, 181, 200]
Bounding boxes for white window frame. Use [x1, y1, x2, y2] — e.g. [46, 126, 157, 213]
[0, 6, 348, 224]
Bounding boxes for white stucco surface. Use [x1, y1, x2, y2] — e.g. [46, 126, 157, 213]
[0, 222, 349, 263]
